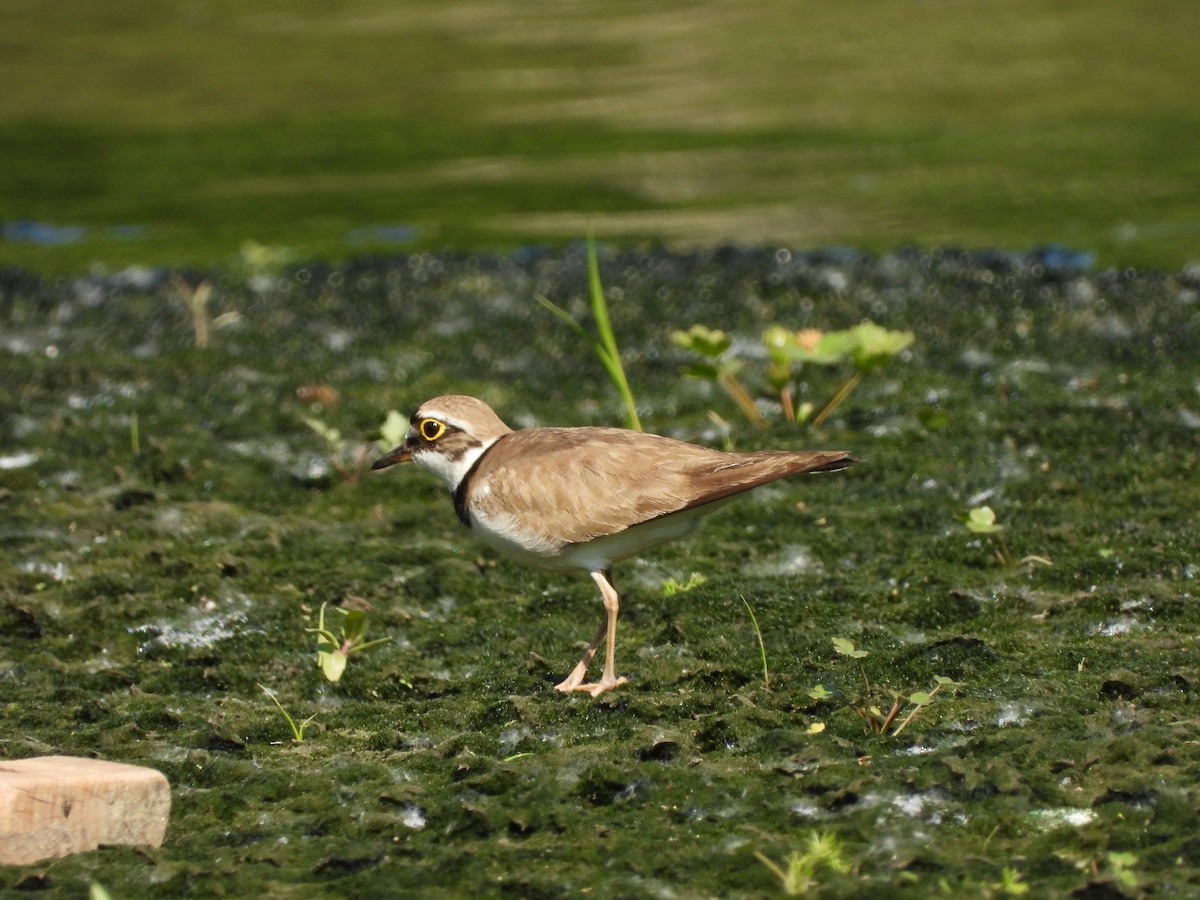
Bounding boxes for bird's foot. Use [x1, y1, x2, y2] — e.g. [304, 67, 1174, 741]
[554, 674, 628, 697]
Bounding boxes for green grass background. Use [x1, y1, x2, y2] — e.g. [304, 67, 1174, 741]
[3, 0, 1199, 273]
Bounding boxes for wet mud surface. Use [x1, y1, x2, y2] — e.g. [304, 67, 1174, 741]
[2, 246, 1198, 895]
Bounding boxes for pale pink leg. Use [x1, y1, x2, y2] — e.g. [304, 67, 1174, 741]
[554, 569, 629, 697]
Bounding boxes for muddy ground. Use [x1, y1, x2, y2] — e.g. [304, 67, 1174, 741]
[2, 246, 1198, 896]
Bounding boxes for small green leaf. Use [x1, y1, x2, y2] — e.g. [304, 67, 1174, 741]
[807, 684, 833, 700]
[341, 609, 369, 645]
[844, 321, 914, 372]
[320, 648, 349, 683]
[380, 409, 407, 448]
[681, 361, 722, 381]
[671, 324, 732, 358]
[907, 691, 933, 706]
[832, 637, 868, 659]
[966, 505, 1003, 534]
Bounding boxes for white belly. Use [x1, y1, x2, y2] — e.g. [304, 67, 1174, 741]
[468, 496, 734, 573]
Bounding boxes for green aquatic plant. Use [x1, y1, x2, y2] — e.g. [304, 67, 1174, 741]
[671, 324, 767, 428]
[536, 236, 642, 431]
[754, 830, 852, 895]
[258, 684, 318, 743]
[308, 602, 392, 683]
[674, 319, 913, 429]
[765, 321, 915, 427]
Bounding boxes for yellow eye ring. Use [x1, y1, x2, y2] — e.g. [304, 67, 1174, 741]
[419, 418, 446, 441]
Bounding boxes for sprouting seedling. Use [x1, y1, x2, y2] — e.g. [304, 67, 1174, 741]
[536, 236, 642, 432]
[1102, 851, 1139, 891]
[890, 675, 962, 737]
[965, 503, 1011, 564]
[672, 324, 767, 428]
[662, 572, 708, 596]
[832, 638, 960, 736]
[754, 830, 851, 895]
[308, 602, 392, 683]
[965, 505, 1053, 568]
[992, 867, 1030, 896]
[170, 275, 240, 349]
[258, 684, 318, 743]
[832, 636, 871, 693]
[741, 595, 770, 690]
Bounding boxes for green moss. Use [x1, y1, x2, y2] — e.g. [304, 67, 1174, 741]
[2, 247, 1199, 895]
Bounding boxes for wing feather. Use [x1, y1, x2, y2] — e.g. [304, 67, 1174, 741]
[464, 428, 853, 549]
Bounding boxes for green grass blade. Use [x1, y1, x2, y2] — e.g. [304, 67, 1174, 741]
[741, 595, 770, 689]
[586, 236, 642, 431]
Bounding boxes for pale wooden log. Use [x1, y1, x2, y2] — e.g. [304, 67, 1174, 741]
[0, 756, 170, 865]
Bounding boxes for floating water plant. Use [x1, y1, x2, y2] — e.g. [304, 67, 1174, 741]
[308, 602, 392, 683]
[536, 237, 642, 431]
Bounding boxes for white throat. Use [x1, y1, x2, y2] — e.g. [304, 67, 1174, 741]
[414, 435, 500, 492]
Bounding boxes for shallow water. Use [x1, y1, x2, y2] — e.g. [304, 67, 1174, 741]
[2, 246, 1198, 895]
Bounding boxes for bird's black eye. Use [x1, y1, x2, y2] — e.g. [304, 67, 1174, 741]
[419, 418, 446, 441]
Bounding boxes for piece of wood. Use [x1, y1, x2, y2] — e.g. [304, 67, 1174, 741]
[0, 756, 170, 865]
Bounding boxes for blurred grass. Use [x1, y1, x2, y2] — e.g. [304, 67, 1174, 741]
[2, 0, 1199, 273]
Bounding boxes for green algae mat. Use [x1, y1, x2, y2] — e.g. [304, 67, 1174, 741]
[2, 247, 1198, 896]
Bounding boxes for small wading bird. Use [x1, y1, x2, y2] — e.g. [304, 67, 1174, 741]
[372, 395, 855, 696]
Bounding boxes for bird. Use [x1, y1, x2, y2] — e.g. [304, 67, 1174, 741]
[371, 395, 855, 697]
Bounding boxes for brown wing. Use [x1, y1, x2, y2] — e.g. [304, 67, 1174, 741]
[466, 427, 853, 547]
